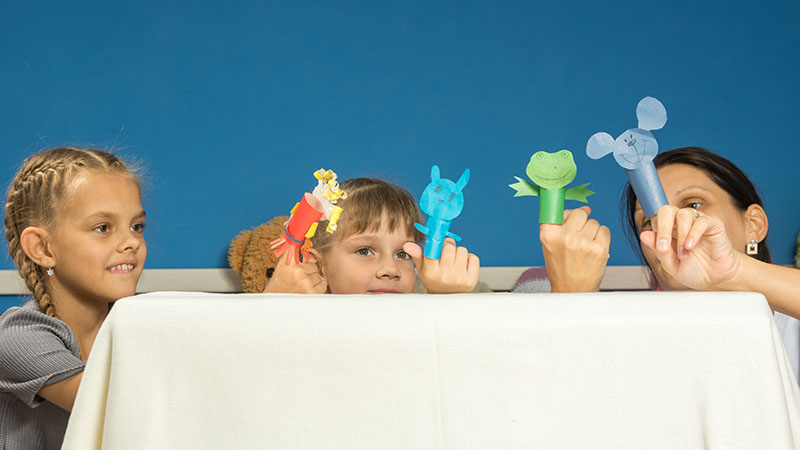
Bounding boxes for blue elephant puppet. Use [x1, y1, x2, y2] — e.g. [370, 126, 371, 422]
[415, 165, 470, 260]
[586, 96, 669, 218]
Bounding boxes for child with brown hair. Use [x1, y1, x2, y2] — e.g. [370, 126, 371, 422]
[0, 148, 146, 449]
[264, 177, 480, 294]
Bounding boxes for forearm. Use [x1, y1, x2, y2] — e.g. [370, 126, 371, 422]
[731, 257, 800, 318]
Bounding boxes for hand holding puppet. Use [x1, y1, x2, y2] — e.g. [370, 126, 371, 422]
[270, 168, 347, 264]
[415, 165, 470, 260]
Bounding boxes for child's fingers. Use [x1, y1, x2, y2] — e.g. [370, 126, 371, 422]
[402, 242, 425, 268]
[454, 245, 469, 271]
[439, 238, 457, 266]
[467, 253, 480, 285]
[309, 274, 328, 294]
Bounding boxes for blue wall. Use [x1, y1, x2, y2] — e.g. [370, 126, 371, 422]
[2, 0, 799, 271]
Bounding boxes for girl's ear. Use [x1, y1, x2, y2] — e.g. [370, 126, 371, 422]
[743, 204, 768, 242]
[19, 226, 56, 268]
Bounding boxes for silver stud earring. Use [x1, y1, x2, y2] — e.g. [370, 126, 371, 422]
[746, 239, 758, 255]
[46, 267, 54, 277]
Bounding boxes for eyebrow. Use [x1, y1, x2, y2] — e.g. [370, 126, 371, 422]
[86, 210, 147, 221]
[672, 186, 714, 197]
[344, 234, 416, 245]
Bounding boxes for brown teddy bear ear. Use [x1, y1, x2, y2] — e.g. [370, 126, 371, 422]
[228, 229, 253, 276]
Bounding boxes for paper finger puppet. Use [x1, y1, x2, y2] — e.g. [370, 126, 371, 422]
[415, 165, 469, 259]
[270, 168, 347, 264]
[586, 96, 669, 217]
[509, 150, 594, 224]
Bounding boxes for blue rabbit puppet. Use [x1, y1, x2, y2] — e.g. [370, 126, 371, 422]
[415, 165, 470, 259]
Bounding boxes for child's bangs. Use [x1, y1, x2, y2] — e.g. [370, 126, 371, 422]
[338, 178, 423, 240]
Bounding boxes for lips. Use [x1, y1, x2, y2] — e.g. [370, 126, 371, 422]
[367, 288, 399, 294]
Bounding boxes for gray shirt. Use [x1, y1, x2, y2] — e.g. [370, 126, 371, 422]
[0, 300, 85, 450]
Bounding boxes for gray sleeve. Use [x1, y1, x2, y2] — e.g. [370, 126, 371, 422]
[0, 304, 86, 407]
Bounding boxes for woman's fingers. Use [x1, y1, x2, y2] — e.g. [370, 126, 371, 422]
[653, 204, 678, 253]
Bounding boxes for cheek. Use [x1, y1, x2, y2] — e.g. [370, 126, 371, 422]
[399, 264, 416, 293]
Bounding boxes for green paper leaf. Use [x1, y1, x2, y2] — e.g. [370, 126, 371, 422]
[564, 183, 594, 203]
[509, 177, 540, 197]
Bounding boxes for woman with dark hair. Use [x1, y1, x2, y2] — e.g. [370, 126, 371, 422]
[623, 147, 800, 317]
[516, 146, 800, 374]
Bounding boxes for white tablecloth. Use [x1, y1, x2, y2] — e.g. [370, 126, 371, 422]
[63, 291, 800, 449]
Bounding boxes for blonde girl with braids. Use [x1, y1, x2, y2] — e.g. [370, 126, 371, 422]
[0, 148, 146, 450]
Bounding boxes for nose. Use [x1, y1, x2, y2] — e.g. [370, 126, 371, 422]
[376, 253, 401, 280]
[117, 229, 143, 253]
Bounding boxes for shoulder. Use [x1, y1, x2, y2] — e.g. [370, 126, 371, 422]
[0, 300, 80, 359]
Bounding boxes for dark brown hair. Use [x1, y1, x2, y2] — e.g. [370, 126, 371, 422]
[622, 146, 771, 264]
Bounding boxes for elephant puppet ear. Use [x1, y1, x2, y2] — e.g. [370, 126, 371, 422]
[636, 96, 667, 131]
[586, 132, 615, 160]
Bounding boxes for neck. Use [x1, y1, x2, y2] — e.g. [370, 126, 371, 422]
[48, 284, 110, 361]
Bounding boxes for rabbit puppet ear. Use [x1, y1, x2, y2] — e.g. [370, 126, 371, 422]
[636, 96, 667, 131]
[455, 168, 470, 190]
[586, 132, 615, 160]
[430, 165, 440, 181]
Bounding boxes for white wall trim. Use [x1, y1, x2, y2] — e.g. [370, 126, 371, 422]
[1, 266, 651, 295]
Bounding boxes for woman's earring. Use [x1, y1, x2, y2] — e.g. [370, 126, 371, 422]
[746, 239, 759, 255]
[46, 267, 54, 277]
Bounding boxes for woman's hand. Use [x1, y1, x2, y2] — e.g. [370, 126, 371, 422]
[263, 252, 328, 294]
[403, 238, 480, 294]
[540, 206, 610, 292]
[641, 205, 744, 290]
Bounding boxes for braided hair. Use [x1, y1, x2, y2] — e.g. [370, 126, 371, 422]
[4, 148, 139, 317]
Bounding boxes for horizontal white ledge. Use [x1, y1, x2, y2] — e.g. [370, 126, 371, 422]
[1, 266, 651, 296]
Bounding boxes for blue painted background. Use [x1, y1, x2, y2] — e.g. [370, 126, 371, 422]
[2, 0, 799, 296]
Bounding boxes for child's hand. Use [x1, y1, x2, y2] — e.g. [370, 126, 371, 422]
[403, 238, 480, 294]
[263, 252, 328, 294]
[540, 206, 610, 292]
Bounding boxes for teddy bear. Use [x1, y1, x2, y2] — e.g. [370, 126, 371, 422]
[228, 216, 288, 293]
